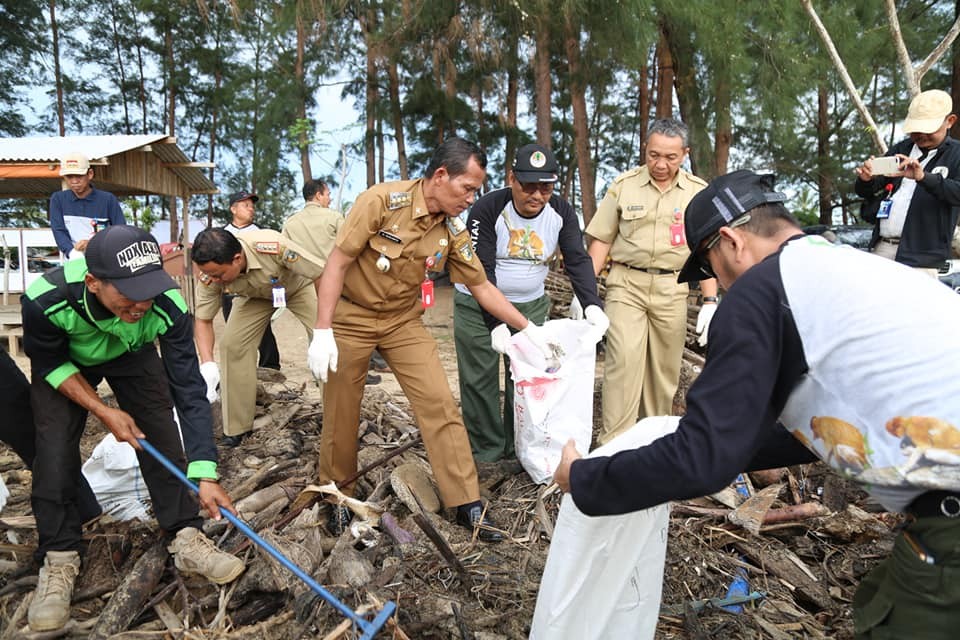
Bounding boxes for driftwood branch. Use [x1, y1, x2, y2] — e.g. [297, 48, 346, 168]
[88, 542, 167, 640]
[800, 0, 887, 153]
[885, 0, 919, 97]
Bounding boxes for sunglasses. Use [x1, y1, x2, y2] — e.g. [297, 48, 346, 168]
[696, 214, 751, 279]
[519, 181, 555, 194]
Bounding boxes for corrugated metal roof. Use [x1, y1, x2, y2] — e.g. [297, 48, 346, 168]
[0, 134, 169, 163]
[0, 134, 217, 196]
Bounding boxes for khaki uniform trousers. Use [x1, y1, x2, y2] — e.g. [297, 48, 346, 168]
[221, 287, 317, 436]
[320, 298, 479, 508]
[599, 265, 688, 445]
[871, 239, 939, 278]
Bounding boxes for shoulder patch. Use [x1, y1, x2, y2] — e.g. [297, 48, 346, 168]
[458, 242, 474, 262]
[254, 241, 280, 255]
[283, 249, 300, 263]
[387, 192, 413, 210]
[612, 167, 642, 184]
[446, 217, 467, 236]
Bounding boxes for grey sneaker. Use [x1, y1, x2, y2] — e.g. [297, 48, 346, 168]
[28, 550, 81, 631]
[168, 527, 245, 584]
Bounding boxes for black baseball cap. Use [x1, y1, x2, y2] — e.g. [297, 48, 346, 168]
[85, 225, 178, 301]
[512, 143, 559, 183]
[228, 190, 259, 206]
[677, 170, 787, 284]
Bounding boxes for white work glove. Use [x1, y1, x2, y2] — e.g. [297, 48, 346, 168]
[199, 361, 220, 403]
[490, 324, 511, 354]
[308, 328, 338, 382]
[67, 249, 84, 260]
[519, 322, 555, 360]
[696, 302, 718, 348]
[582, 305, 610, 345]
[568, 296, 584, 320]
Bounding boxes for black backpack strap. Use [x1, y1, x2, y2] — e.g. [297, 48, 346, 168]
[46, 268, 98, 329]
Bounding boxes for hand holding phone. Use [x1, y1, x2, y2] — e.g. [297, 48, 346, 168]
[870, 156, 902, 176]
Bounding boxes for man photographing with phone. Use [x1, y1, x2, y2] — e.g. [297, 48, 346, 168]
[854, 89, 960, 276]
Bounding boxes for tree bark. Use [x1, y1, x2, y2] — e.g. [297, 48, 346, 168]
[295, 11, 312, 182]
[655, 26, 674, 119]
[386, 58, 408, 180]
[108, 0, 131, 134]
[564, 12, 596, 225]
[661, 15, 710, 177]
[165, 22, 178, 241]
[712, 69, 731, 178]
[49, 0, 65, 136]
[637, 62, 650, 151]
[504, 37, 520, 176]
[817, 83, 833, 224]
[534, 18, 552, 145]
[87, 543, 166, 640]
[360, 10, 377, 188]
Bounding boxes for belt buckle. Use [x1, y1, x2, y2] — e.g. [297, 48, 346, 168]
[940, 495, 960, 518]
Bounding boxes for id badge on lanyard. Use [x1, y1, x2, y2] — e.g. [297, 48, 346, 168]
[271, 277, 286, 308]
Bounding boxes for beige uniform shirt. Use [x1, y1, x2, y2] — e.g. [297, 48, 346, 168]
[337, 179, 486, 312]
[282, 203, 343, 263]
[194, 229, 326, 320]
[586, 166, 707, 270]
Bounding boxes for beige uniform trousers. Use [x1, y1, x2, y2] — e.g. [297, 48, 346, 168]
[221, 287, 317, 436]
[319, 298, 479, 508]
[871, 239, 939, 278]
[599, 265, 688, 445]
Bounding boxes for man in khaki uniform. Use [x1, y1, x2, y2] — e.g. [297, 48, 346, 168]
[282, 179, 342, 260]
[307, 137, 552, 541]
[586, 118, 717, 445]
[192, 228, 327, 446]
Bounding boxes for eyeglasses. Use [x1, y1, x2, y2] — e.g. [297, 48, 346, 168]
[519, 182, 555, 194]
[696, 214, 751, 279]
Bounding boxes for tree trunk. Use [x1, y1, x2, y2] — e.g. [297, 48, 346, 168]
[637, 62, 650, 152]
[360, 11, 377, 188]
[165, 23, 178, 241]
[295, 13, 312, 182]
[505, 38, 519, 176]
[661, 15, 710, 178]
[108, 0, 131, 134]
[655, 26, 674, 119]
[534, 19, 552, 145]
[712, 69, 731, 178]
[49, 0, 65, 136]
[564, 12, 596, 225]
[377, 113, 385, 183]
[817, 83, 833, 224]
[386, 58, 408, 180]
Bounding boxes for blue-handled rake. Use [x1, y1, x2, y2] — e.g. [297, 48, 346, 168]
[138, 438, 395, 639]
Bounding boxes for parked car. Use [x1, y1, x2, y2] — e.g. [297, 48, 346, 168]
[803, 224, 960, 292]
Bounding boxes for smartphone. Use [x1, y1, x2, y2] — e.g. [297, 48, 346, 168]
[870, 156, 902, 176]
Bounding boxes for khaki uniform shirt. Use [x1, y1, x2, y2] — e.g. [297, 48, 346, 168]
[282, 203, 343, 263]
[586, 166, 707, 271]
[337, 179, 486, 312]
[194, 229, 326, 320]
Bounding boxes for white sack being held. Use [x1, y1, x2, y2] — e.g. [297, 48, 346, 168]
[508, 318, 599, 485]
[530, 416, 681, 640]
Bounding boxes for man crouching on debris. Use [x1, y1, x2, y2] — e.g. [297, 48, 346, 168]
[555, 170, 960, 639]
[21, 226, 244, 632]
[308, 137, 553, 542]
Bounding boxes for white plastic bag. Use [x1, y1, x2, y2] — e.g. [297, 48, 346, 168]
[508, 318, 598, 484]
[81, 434, 150, 521]
[0, 474, 9, 513]
[530, 415, 681, 640]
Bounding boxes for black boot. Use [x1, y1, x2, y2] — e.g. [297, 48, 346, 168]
[327, 505, 352, 536]
[455, 501, 504, 542]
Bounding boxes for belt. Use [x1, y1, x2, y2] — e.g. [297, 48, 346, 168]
[879, 237, 901, 244]
[907, 491, 960, 518]
[614, 262, 678, 276]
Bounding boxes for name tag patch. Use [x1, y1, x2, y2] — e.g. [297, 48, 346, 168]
[254, 241, 280, 255]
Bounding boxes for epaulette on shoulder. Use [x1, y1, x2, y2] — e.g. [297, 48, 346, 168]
[686, 172, 709, 187]
[387, 191, 413, 210]
[612, 167, 642, 184]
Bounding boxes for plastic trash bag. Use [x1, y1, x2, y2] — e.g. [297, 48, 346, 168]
[0, 474, 8, 514]
[81, 434, 150, 521]
[530, 416, 681, 640]
[508, 318, 599, 484]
